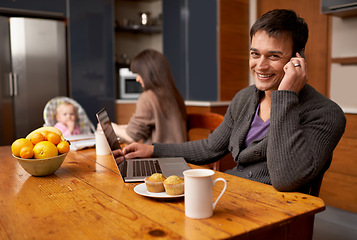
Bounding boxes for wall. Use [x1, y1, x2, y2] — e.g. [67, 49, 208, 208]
[319, 14, 357, 214]
[218, 0, 250, 101]
[320, 114, 357, 213]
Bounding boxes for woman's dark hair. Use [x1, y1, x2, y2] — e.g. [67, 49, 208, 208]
[130, 49, 186, 121]
[250, 9, 308, 56]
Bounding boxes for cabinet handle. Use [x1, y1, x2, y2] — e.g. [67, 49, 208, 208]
[8, 73, 18, 96]
[8, 73, 13, 96]
[13, 73, 18, 96]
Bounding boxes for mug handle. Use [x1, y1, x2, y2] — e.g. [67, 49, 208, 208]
[212, 178, 227, 209]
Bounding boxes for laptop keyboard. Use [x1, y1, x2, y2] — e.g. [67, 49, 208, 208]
[133, 160, 162, 177]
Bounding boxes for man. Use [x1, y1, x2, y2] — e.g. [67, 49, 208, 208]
[115, 9, 346, 192]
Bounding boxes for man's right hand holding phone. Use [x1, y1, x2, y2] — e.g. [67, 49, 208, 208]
[278, 52, 308, 93]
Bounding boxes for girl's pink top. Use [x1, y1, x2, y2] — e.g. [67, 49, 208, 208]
[54, 122, 81, 137]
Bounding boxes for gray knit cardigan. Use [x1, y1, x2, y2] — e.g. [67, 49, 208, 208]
[153, 84, 346, 192]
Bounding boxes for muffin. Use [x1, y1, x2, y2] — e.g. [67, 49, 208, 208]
[163, 175, 184, 196]
[145, 173, 166, 193]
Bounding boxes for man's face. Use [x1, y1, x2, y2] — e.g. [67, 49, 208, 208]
[249, 30, 294, 93]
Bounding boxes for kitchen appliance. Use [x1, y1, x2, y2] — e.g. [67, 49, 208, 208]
[0, 16, 67, 145]
[119, 68, 142, 99]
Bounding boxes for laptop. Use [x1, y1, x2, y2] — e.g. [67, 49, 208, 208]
[96, 108, 190, 182]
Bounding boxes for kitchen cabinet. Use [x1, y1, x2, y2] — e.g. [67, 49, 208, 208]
[321, 0, 357, 17]
[68, 0, 116, 124]
[329, 16, 357, 113]
[114, 0, 162, 68]
[114, 0, 162, 99]
[0, 0, 66, 15]
[331, 57, 357, 64]
[114, 0, 162, 100]
[326, 6, 357, 68]
[163, 0, 218, 101]
[163, 0, 249, 102]
[115, 0, 249, 103]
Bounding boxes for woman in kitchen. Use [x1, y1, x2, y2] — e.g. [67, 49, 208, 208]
[98, 49, 187, 144]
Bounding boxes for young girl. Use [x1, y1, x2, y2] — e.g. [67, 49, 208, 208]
[54, 102, 81, 136]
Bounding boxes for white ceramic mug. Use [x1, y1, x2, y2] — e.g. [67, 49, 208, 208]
[95, 131, 111, 155]
[183, 169, 227, 219]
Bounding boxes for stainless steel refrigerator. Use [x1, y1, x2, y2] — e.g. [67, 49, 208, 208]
[0, 16, 67, 145]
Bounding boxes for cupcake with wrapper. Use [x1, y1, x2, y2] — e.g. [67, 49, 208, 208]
[145, 173, 166, 193]
[163, 175, 184, 196]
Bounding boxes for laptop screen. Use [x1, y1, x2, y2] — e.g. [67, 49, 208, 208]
[96, 108, 131, 181]
[96, 108, 121, 151]
[95, 108, 189, 182]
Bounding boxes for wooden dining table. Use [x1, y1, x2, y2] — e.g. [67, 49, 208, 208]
[0, 146, 325, 240]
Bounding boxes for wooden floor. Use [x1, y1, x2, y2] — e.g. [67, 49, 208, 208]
[313, 205, 357, 240]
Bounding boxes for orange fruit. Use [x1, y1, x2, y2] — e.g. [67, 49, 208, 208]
[20, 147, 34, 159]
[33, 141, 58, 159]
[30, 132, 45, 145]
[47, 132, 61, 146]
[57, 141, 70, 154]
[11, 138, 33, 157]
[41, 130, 50, 140]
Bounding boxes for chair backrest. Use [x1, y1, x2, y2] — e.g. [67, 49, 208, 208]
[297, 155, 333, 197]
[187, 112, 225, 131]
[43, 96, 95, 134]
[307, 155, 333, 197]
[187, 112, 225, 170]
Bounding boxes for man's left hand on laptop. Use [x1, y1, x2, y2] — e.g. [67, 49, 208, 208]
[122, 142, 154, 159]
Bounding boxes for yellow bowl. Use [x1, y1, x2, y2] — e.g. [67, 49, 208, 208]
[13, 153, 68, 177]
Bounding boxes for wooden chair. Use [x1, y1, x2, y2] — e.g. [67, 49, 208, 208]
[305, 155, 333, 197]
[186, 112, 225, 171]
[297, 155, 334, 239]
[295, 154, 333, 197]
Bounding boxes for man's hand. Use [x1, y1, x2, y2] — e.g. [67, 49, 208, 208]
[278, 52, 308, 93]
[113, 148, 125, 164]
[123, 142, 154, 159]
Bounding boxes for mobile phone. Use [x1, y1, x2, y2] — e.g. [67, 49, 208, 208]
[298, 50, 305, 59]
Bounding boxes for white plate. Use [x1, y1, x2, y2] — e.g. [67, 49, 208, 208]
[134, 183, 184, 199]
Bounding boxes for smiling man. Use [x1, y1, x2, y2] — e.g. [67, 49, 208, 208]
[116, 9, 346, 193]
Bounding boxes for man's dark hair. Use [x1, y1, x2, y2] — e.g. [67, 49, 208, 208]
[250, 9, 309, 56]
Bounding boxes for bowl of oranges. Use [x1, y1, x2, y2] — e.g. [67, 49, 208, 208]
[11, 127, 70, 177]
